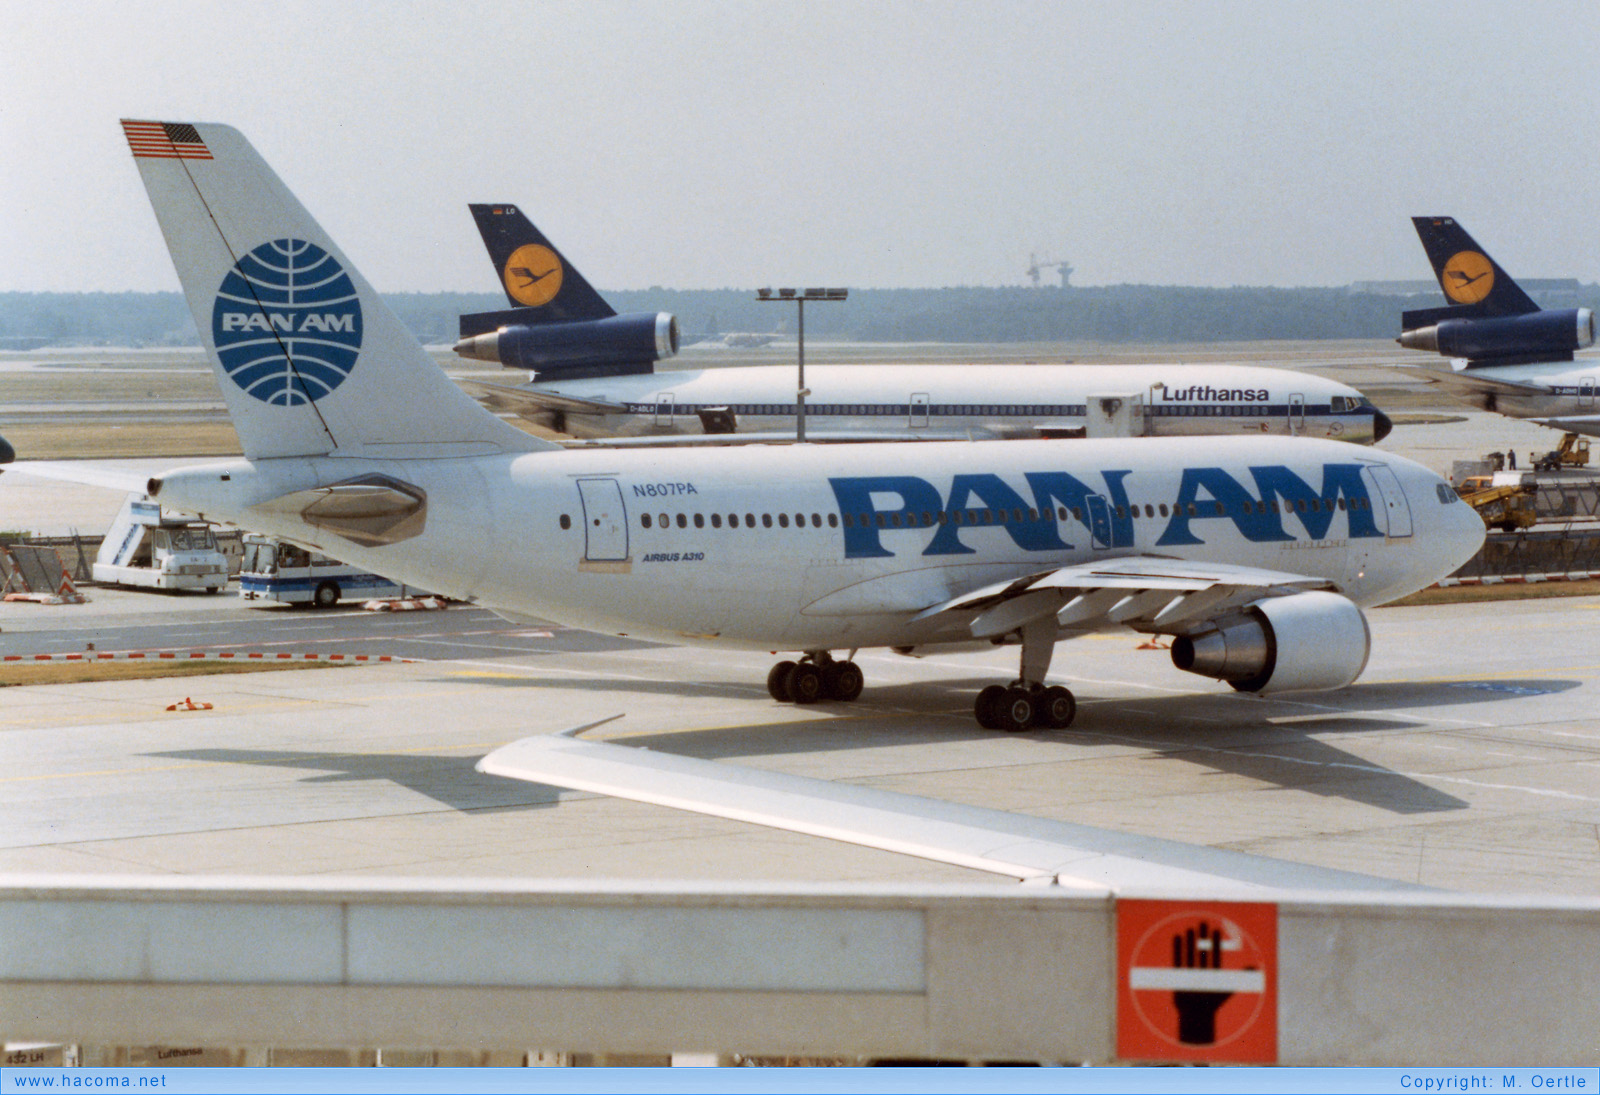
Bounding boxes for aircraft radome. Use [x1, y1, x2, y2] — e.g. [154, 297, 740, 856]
[17, 120, 1482, 732]
[453, 203, 1393, 446]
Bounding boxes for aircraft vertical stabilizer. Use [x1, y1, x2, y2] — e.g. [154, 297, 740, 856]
[470, 203, 616, 322]
[1410, 215, 1539, 318]
[122, 120, 551, 460]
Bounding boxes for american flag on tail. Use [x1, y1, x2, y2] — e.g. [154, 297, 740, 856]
[121, 120, 213, 160]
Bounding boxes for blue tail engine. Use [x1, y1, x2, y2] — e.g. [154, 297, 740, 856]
[452, 204, 678, 380]
[1399, 216, 1594, 367]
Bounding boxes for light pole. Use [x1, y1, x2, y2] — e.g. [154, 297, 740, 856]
[756, 286, 847, 442]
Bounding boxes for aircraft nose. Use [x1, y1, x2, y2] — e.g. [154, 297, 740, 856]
[0, 434, 13, 464]
[1372, 408, 1393, 443]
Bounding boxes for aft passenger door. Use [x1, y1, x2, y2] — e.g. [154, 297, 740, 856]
[576, 478, 629, 561]
[1581, 377, 1596, 409]
[1288, 393, 1305, 436]
[653, 393, 675, 427]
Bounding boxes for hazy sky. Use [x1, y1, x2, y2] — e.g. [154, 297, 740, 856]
[5, 0, 1598, 293]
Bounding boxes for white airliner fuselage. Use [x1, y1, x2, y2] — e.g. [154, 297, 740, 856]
[1421, 355, 1600, 436]
[92, 119, 1482, 731]
[157, 434, 1475, 650]
[486, 362, 1390, 443]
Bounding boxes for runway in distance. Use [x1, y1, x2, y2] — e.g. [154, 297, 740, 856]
[41, 120, 1480, 732]
[453, 203, 1393, 445]
[1401, 216, 1600, 435]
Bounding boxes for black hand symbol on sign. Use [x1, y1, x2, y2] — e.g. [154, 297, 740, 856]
[1172, 921, 1231, 1044]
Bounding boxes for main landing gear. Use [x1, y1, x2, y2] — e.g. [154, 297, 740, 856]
[973, 614, 1076, 733]
[766, 651, 865, 705]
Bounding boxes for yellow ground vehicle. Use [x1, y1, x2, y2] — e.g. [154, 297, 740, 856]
[1531, 433, 1591, 472]
[1456, 474, 1538, 532]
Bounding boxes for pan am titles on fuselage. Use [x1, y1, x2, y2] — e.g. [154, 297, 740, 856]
[452, 203, 1392, 446]
[98, 120, 1479, 734]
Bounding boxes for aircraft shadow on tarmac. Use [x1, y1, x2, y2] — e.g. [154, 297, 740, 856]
[145, 748, 567, 813]
[144, 675, 1576, 819]
[606, 674, 1582, 817]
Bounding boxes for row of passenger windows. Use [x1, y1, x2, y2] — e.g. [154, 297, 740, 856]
[556, 495, 1371, 532]
[632, 403, 1353, 418]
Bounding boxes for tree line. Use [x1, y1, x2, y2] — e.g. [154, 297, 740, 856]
[4, 284, 1596, 348]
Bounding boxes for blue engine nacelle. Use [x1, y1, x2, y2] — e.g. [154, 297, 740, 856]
[1399, 308, 1595, 363]
[453, 311, 679, 380]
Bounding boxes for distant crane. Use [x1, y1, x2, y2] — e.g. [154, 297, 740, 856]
[1027, 253, 1074, 288]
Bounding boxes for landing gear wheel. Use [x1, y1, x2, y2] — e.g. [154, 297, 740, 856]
[313, 581, 340, 608]
[828, 661, 865, 702]
[767, 661, 797, 702]
[1039, 685, 1076, 730]
[974, 685, 1007, 730]
[789, 662, 824, 704]
[998, 687, 1037, 733]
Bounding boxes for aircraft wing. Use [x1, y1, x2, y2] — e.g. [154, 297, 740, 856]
[910, 556, 1333, 637]
[477, 724, 1424, 893]
[454, 376, 629, 416]
[1417, 367, 1551, 399]
[3, 460, 154, 493]
[1529, 416, 1600, 437]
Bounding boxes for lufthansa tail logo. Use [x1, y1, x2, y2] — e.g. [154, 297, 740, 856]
[1441, 250, 1494, 304]
[504, 244, 564, 307]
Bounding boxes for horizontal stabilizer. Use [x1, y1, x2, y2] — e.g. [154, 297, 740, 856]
[6, 460, 160, 494]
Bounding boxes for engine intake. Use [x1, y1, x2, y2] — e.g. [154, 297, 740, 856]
[1170, 590, 1370, 693]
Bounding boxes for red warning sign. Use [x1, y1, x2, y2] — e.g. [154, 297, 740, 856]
[1116, 898, 1278, 1064]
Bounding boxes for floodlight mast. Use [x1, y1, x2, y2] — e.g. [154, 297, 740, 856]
[756, 287, 848, 442]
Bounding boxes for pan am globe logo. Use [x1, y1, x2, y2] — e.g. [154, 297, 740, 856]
[211, 239, 363, 405]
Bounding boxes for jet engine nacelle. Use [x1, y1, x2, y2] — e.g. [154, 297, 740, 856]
[453, 311, 679, 380]
[1169, 590, 1371, 693]
[1399, 309, 1595, 361]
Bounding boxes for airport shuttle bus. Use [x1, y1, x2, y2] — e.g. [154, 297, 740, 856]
[238, 534, 415, 607]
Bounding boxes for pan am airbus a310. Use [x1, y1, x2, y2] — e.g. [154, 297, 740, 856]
[452, 203, 1393, 445]
[22, 120, 1481, 732]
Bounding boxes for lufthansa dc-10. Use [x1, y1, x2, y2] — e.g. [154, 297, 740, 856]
[453, 203, 1393, 445]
